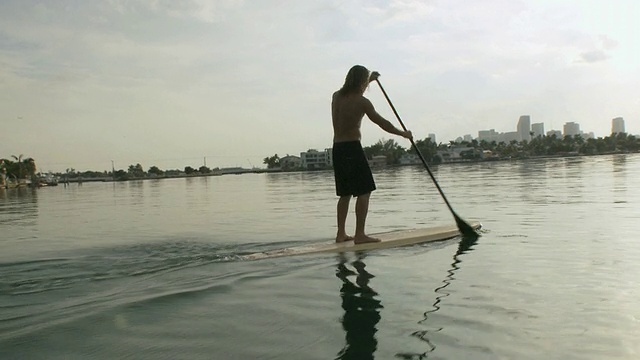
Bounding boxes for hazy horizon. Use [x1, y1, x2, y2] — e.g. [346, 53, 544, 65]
[2, 0, 638, 173]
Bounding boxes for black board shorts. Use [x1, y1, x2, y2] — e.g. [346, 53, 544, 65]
[332, 141, 376, 197]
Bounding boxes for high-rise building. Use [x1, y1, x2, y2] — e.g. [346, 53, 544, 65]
[517, 115, 531, 141]
[478, 129, 498, 141]
[563, 122, 581, 137]
[531, 123, 545, 138]
[428, 133, 437, 144]
[547, 130, 562, 138]
[478, 129, 520, 143]
[612, 117, 625, 134]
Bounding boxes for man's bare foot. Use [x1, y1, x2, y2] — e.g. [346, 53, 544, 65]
[336, 235, 354, 243]
[353, 235, 381, 244]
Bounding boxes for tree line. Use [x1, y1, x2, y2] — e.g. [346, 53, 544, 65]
[3, 132, 638, 183]
[110, 164, 221, 180]
[262, 132, 640, 170]
[0, 158, 222, 183]
[69, 164, 222, 181]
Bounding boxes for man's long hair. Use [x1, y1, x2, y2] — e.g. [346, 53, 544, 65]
[337, 65, 370, 96]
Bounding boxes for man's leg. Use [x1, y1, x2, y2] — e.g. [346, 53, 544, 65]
[336, 195, 352, 242]
[354, 192, 380, 244]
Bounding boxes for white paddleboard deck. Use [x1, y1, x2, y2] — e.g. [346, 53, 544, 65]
[243, 221, 481, 260]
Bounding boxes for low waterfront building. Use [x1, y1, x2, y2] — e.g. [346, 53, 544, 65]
[368, 155, 387, 167]
[399, 153, 420, 165]
[279, 155, 302, 170]
[437, 146, 479, 162]
[300, 149, 332, 170]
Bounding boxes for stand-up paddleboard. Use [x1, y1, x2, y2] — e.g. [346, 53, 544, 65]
[243, 221, 481, 260]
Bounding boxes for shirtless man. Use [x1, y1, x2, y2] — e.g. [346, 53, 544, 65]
[332, 65, 413, 244]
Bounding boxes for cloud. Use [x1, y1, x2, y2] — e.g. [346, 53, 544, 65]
[148, 0, 244, 23]
[1, 0, 638, 171]
[572, 35, 618, 64]
[105, 0, 244, 23]
[598, 35, 619, 50]
[364, 0, 436, 23]
[577, 50, 609, 63]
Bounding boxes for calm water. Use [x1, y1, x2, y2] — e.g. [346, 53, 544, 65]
[1, 154, 639, 359]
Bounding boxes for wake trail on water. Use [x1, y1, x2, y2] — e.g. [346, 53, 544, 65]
[0, 238, 310, 343]
[0, 239, 302, 295]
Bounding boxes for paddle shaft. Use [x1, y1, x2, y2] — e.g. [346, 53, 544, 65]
[375, 79, 476, 236]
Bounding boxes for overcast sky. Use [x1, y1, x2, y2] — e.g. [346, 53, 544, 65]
[1, 0, 638, 172]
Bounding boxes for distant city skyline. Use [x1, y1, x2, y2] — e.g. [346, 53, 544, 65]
[458, 116, 627, 144]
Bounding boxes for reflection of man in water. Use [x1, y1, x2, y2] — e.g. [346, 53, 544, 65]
[335, 255, 382, 360]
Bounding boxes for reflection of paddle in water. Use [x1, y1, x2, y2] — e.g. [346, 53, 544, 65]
[396, 234, 480, 359]
[335, 253, 383, 360]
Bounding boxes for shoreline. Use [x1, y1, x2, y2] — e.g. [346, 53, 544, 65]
[48, 150, 637, 184]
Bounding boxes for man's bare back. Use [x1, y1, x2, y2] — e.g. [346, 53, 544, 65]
[332, 92, 367, 143]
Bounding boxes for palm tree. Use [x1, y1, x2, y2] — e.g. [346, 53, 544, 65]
[24, 158, 37, 179]
[380, 139, 405, 165]
[11, 154, 23, 179]
[414, 138, 437, 163]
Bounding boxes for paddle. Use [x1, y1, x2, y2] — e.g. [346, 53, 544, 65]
[374, 79, 478, 237]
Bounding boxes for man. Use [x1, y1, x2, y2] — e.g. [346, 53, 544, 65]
[332, 65, 413, 244]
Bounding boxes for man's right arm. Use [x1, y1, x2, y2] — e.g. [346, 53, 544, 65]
[362, 97, 413, 140]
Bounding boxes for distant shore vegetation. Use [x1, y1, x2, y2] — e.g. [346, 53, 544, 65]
[263, 132, 639, 170]
[388, 132, 639, 164]
[0, 155, 37, 187]
[2, 132, 638, 185]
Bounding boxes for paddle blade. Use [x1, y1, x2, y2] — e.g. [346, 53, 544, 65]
[454, 214, 479, 238]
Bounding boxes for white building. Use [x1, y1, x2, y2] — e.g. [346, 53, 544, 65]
[399, 153, 420, 165]
[300, 149, 332, 170]
[428, 133, 437, 144]
[531, 123, 545, 138]
[478, 129, 521, 143]
[612, 117, 625, 134]
[547, 130, 562, 138]
[563, 122, 581, 137]
[478, 129, 499, 142]
[368, 155, 387, 167]
[437, 146, 478, 162]
[517, 115, 531, 142]
[280, 155, 302, 170]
